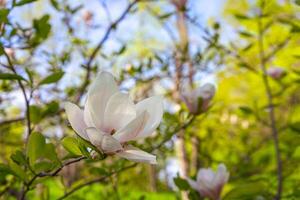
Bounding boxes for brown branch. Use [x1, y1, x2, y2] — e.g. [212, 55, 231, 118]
[0, 117, 24, 126]
[19, 156, 86, 200]
[3, 53, 32, 140]
[75, 0, 140, 103]
[56, 163, 137, 200]
[257, 2, 283, 199]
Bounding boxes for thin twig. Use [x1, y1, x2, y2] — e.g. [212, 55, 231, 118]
[75, 0, 140, 103]
[257, 2, 283, 199]
[3, 52, 32, 140]
[56, 163, 137, 200]
[19, 156, 86, 200]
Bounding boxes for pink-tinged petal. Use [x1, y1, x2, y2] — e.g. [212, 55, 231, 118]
[213, 164, 229, 188]
[64, 102, 89, 140]
[117, 145, 157, 164]
[86, 127, 123, 153]
[197, 168, 215, 184]
[86, 71, 118, 130]
[113, 111, 149, 143]
[103, 92, 136, 132]
[135, 96, 163, 138]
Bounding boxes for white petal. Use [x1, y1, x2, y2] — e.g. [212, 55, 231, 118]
[64, 102, 89, 140]
[103, 92, 136, 132]
[83, 101, 95, 127]
[113, 111, 149, 143]
[214, 164, 229, 186]
[187, 178, 199, 191]
[86, 71, 118, 130]
[197, 83, 215, 100]
[197, 168, 215, 184]
[117, 146, 157, 164]
[86, 127, 123, 153]
[135, 96, 163, 138]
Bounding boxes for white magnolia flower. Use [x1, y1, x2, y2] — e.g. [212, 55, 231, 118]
[266, 67, 285, 79]
[187, 164, 229, 200]
[65, 71, 163, 164]
[181, 83, 216, 115]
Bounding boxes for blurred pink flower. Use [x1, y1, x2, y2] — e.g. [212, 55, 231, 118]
[65, 71, 163, 164]
[82, 10, 93, 25]
[181, 83, 215, 115]
[0, 0, 6, 7]
[266, 67, 285, 79]
[4, 48, 15, 58]
[187, 164, 229, 200]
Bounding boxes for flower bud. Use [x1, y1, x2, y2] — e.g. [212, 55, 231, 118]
[4, 48, 15, 58]
[266, 67, 286, 79]
[181, 83, 215, 115]
[0, 0, 6, 8]
[187, 164, 229, 200]
[82, 10, 93, 25]
[171, 0, 187, 10]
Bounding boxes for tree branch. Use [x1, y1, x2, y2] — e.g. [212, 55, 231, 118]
[257, 2, 283, 199]
[75, 0, 140, 103]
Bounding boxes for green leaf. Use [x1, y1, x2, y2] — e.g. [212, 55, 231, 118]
[29, 105, 43, 123]
[62, 137, 82, 156]
[223, 181, 270, 200]
[234, 14, 250, 20]
[291, 24, 300, 33]
[296, 0, 300, 6]
[27, 132, 45, 166]
[11, 150, 27, 166]
[38, 71, 64, 85]
[42, 101, 59, 116]
[159, 12, 174, 20]
[289, 121, 300, 133]
[0, 9, 9, 23]
[50, 0, 60, 10]
[27, 132, 60, 172]
[174, 177, 190, 190]
[14, 0, 38, 6]
[31, 14, 51, 46]
[9, 162, 27, 181]
[239, 31, 253, 38]
[239, 106, 253, 115]
[0, 73, 27, 81]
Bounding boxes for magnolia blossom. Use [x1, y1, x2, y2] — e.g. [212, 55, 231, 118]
[187, 164, 229, 200]
[266, 67, 285, 79]
[181, 83, 216, 115]
[65, 71, 163, 164]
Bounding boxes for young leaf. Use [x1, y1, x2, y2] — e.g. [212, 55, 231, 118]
[62, 137, 82, 156]
[11, 150, 27, 166]
[14, 0, 37, 6]
[38, 71, 64, 85]
[27, 132, 45, 166]
[0, 73, 27, 81]
[174, 177, 190, 190]
[0, 9, 9, 23]
[289, 122, 300, 133]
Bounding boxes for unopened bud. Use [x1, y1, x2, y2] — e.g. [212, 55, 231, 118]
[266, 67, 286, 79]
[181, 83, 216, 115]
[82, 10, 93, 25]
[187, 164, 229, 200]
